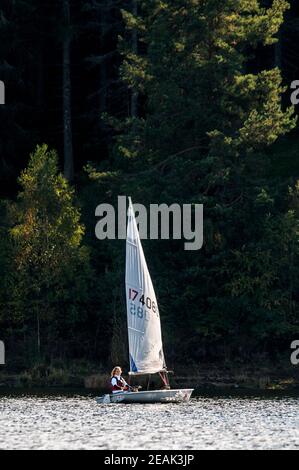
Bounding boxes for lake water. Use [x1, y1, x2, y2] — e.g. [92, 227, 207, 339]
[0, 392, 298, 450]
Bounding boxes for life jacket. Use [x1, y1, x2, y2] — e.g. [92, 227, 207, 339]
[110, 375, 128, 393]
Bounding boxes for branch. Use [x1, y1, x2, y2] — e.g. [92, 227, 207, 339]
[126, 145, 206, 179]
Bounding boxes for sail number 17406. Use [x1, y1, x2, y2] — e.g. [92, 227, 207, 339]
[128, 288, 159, 318]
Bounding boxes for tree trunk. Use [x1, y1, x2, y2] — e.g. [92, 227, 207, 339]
[37, 306, 41, 357]
[131, 0, 138, 118]
[37, 41, 44, 109]
[275, 29, 282, 69]
[62, 0, 74, 182]
[99, 7, 107, 115]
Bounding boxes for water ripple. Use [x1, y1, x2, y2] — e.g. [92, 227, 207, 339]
[0, 395, 298, 450]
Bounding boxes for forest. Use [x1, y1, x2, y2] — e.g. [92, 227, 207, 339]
[0, 0, 298, 385]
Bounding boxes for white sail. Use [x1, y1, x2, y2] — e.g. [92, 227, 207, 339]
[125, 197, 166, 375]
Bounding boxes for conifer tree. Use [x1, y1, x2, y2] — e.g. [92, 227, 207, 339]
[104, 0, 299, 359]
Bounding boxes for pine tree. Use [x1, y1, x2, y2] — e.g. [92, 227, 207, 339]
[101, 0, 299, 360]
[119, 0, 294, 161]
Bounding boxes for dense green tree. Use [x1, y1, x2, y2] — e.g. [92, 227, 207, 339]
[85, 0, 299, 363]
[7, 145, 92, 361]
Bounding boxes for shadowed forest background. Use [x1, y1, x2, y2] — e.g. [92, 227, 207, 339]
[0, 0, 298, 382]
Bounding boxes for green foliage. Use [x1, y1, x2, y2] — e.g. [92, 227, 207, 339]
[0, 1, 299, 373]
[90, 0, 299, 363]
[1, 145, 93, 364]
[118, 0, 295, 161]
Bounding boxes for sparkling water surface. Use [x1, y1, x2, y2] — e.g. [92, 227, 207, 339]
[0, 393, 298, 450]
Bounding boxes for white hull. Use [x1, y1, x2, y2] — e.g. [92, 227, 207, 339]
[96, 389, 194, 404]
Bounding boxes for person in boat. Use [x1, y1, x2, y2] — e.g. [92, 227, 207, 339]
[110, 366, 130, 394]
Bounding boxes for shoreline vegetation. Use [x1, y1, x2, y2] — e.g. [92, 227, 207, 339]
[1, 362, 298, 392]
[0, 3, 298, 381]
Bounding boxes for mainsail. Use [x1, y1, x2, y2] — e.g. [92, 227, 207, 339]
[125, 197, 166, 375]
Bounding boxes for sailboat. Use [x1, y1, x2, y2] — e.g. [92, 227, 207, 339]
[97, 198, 193, 404]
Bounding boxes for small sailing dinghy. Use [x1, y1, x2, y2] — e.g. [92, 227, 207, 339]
[97, 198, 193, 404]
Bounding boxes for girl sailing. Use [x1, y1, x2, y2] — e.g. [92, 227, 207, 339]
[110, 366, 130, 394]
